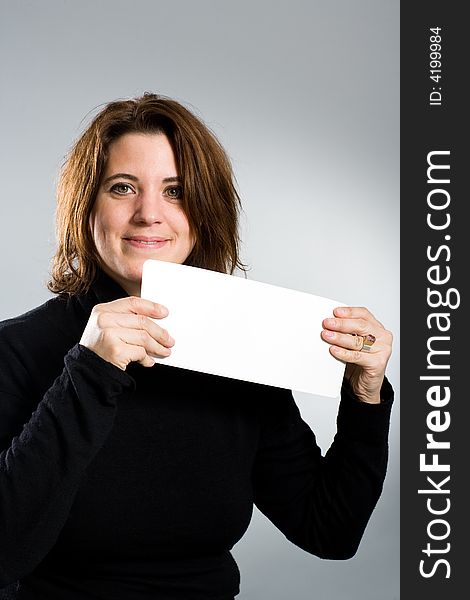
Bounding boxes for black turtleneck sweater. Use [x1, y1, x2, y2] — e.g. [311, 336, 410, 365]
[0, 271, 393, 599]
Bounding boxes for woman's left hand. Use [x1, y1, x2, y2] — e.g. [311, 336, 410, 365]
[321, 306, 393, 404]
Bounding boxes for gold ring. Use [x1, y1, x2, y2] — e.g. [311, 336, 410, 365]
[360, 334, 376, 352]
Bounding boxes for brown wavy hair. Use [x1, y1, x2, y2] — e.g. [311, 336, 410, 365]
[48, 92, 246, 295]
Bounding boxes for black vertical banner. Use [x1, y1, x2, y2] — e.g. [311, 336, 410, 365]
[401, 3, 467, 599]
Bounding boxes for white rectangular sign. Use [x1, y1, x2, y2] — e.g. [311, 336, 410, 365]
[141, 259, 346, 397]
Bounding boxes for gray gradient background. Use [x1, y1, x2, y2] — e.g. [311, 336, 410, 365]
[0, 1, 399, 598]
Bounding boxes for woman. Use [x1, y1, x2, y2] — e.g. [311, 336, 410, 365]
[0, 93, 394, 599]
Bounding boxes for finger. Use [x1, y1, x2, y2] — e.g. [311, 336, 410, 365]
[321, 329, 379, 353]
[332, 306, 384, 329]
[140, 355, 157, 368]
[113, 327, 172, 358]
[322, 316, 375, 337]
[95, 297, 169, 319]
[328, 344, 371, 365]
[125, 344, 157, 368]
[97, 312, 174, 347]
[97, 335, 158, 370]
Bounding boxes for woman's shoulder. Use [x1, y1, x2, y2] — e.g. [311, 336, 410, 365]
[0, 294, 87, 408]
[0, 296, 77, 447]
[0, 295, 70, 345]
[0, 292, 88, 375]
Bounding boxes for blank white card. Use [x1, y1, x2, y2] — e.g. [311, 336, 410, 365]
[141, 259, 346, 397]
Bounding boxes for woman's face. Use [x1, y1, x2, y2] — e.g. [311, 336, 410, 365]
[90, 132, 195, 296]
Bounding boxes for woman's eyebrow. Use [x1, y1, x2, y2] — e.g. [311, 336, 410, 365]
[161, 176, 182, 183]
[102, 173, 138, 185]
[102, 174, 181, 185]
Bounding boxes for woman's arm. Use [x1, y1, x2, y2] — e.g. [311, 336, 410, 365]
[0, 293, 175, 586]
[252, 377, 393, 559]
[0, 344, 133, 587]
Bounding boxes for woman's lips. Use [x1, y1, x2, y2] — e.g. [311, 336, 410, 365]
[123, 237, 169, 250]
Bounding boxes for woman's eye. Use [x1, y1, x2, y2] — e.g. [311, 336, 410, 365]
[110, 183, 134, 195]
[165, 186, 183, 200]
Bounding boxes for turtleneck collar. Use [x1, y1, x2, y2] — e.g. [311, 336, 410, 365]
[73, 268, 131, 321]
[91, 269, 131, 304]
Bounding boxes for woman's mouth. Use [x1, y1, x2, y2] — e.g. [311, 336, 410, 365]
[123, 236, 170, 249]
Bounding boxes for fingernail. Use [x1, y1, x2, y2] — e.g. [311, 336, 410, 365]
[335, 307, 347, 316]
[323, 330, 334, 339]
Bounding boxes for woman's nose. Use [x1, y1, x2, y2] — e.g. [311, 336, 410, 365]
[132, 191, 164, 224]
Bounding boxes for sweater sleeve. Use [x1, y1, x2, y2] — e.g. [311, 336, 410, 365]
[0, 344, 134, 587]
[252, 377, 394, 560]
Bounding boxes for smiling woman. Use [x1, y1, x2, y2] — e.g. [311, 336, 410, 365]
[49, 93, 245, 296]
[0, 93, 394, 600]
[90, 133, 195, 296]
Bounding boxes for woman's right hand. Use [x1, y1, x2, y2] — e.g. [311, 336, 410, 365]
[79, 297, 174, 370]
